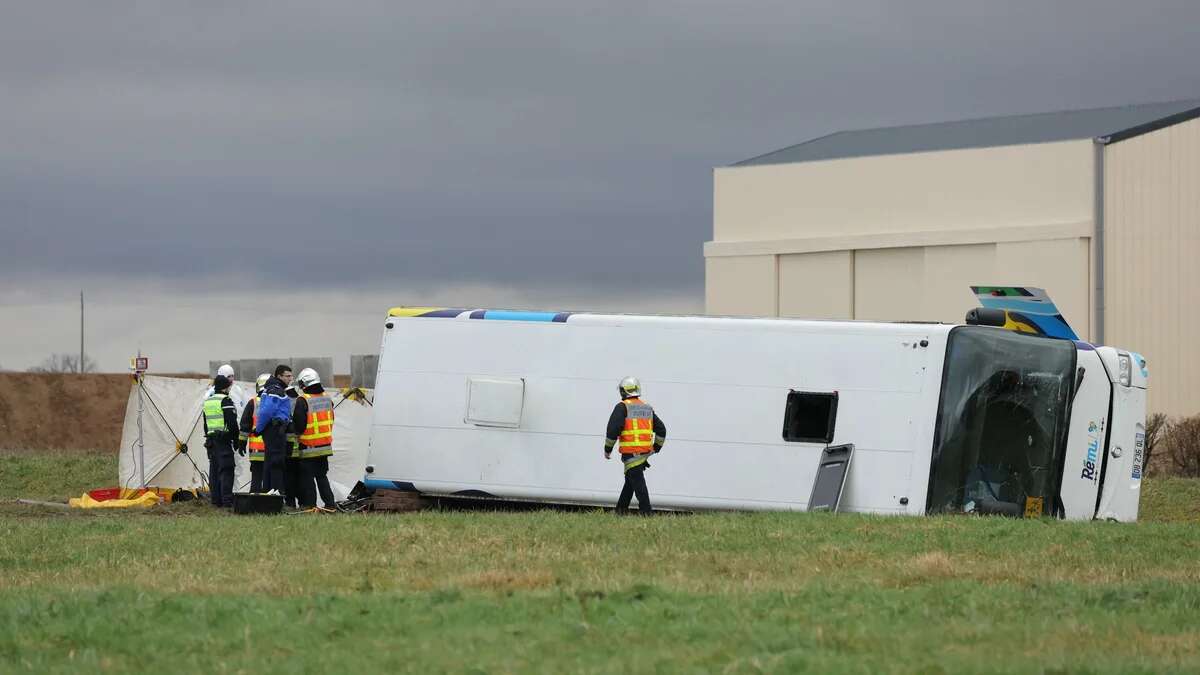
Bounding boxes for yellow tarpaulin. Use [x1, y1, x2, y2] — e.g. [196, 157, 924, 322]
[69, 491, 160, 509]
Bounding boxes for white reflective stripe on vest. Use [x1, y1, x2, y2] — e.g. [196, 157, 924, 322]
[625, 402, 653, 418]
[307, 396, 334, 413]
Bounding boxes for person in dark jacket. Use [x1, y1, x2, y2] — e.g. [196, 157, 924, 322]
[291, 368, 336, 509]
[203, 375, 241, 508]
[255, 364, 293, 496]
[603, 376, 667, 515]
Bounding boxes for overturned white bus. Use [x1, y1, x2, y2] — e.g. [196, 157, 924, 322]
[363, 303, 1146, 520]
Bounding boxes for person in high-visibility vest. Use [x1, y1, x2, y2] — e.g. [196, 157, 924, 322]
[203, 375, 240, 508]
[283, 383, 307, 508]
[206, 364, 248, 416]
[238, 373, 271, 493]
[291, 368, 336, 509]
[603, 376, 667, 515]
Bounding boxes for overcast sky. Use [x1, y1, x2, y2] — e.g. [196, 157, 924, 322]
[3, 0, 1199, 373]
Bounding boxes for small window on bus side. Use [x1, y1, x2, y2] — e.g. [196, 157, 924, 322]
[782, 391, 838, 443]
[464, 377, 525, 428]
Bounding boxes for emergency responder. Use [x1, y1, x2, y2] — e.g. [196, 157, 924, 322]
[283, 383, 307, 508]
[206, 364, 234, 395]
[238, 373, 270, 493]
[603, 376, 667, 515]
[254, 364, 293, 495]
[206, 363, 249, 414]
[292, 368, 336, 509]
[203, 375, 240, 508]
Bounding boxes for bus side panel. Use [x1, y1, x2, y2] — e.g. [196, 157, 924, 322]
[366, 317, 947, 513]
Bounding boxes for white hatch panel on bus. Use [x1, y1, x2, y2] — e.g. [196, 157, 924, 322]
[1059, 348, 1109, 520]
[465, 377, 526, 428]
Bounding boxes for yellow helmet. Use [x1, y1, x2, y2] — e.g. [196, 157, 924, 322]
[255, 373, 270, 395]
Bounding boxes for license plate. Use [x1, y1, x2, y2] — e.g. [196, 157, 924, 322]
[1132, 432, 1145, 480]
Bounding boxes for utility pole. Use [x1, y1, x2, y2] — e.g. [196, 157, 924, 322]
[80, 291, 85, 373]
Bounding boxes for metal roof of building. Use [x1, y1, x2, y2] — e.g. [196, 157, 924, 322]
[734, 99, 1200, 167]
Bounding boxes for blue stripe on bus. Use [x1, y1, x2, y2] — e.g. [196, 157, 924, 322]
[472, 310, 564, 322]
[364, 478, 416, 491]
[977, 297, 1059, 314]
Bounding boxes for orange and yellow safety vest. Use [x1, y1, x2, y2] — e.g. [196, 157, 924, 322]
[619, 398, 656, 471]
[247, 397, 265, 462]
[298, 392, 334, 459]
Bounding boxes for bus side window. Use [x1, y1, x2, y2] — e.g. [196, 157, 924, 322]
[465, 377, 525, 428]
[782, 391, 838, 444]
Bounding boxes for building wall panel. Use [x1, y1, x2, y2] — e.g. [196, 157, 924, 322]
[920, 243, 997, 323]
[1105, 116, 1200, 416]
[778, 251, 853, 319]
[713, 141, 1093, 243]
[854, 248, 925, 321]
[706, 237, 1091, 335]
[704, 255, 777, 317]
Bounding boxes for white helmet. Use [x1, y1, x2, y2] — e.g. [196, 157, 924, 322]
[297, 367, 321, 389]
[255, 373, 270, 394]
[619, 376, 641, 398]
[217, 364, 235, 379]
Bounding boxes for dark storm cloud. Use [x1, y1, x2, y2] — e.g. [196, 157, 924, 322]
[3, 0, 1200, 294]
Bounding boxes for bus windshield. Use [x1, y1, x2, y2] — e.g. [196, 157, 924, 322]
[927, 327, 1076, 517]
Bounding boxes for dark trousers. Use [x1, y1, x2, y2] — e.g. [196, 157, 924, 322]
[261, 423, 288, 495]
[249, 461, 264, 493]
[285, 456, 307, 508]
[206, 440, 235, 507]
[616, 463, 652, 515]
[303, 456, 336, 508]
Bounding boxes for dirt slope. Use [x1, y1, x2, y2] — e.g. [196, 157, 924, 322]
[0, 374, 140, 452]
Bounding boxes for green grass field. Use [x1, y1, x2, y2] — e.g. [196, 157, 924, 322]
[2, 450, 1199, 674]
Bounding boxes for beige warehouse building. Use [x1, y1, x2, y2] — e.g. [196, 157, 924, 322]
[706, 100, 1200, 416]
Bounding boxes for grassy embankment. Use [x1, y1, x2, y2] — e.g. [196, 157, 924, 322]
[2, 450, 1199, 674]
